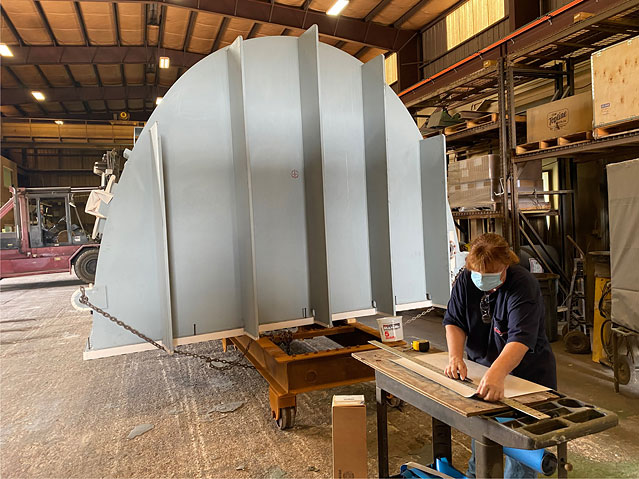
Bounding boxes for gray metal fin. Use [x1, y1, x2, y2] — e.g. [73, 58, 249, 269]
[298, 25, 332, 327]
[228, 36, 260, 339]
[362, 54, 395, 315]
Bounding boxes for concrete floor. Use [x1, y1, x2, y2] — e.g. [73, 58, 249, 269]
[1, 273, 638, 478]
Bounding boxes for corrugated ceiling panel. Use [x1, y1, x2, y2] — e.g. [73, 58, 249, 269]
[128, 98, 144, 110]
[118, 3, 144, 45]
[147, 25, 159, 46]
[275, 0, 305, 6]
[254, 23, 285, 37]
[40, 1, 84, 45]
[1, 16, 19, 44]
[402, 0, 459, 30]
[96, 64, 122, 86]
[371, 0, 420, 25]
[341, 42, 363, 56]
[123, 64, 145, 85]
[2, 0, 53, 45]
[1, 68, 21, 88]
[11, 65, 48, 88]
[0, 105, 21, 116]
[39, 65, 73, 87]
[68, 65, 97, 86]
[220, 17, 253, 49]
[162, 6, 190, 50]
[64, 101, 86, 112]
[187, 12, 222, 53]
[157, 66, 178, 87]
[80, 2, 116, 45]
[87, 100, 107, 111]
[43, 102, 64, 113]
[106, 99, 126, 111]
[360, 47, 386, 63]
[19, 104, 43, 115]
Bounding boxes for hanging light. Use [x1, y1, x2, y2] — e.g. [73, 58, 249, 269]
[327, 0, 349, 16]
[159, 56, 170, 69]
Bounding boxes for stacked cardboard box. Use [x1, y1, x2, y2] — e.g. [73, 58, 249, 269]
[447, 155, 546, 209]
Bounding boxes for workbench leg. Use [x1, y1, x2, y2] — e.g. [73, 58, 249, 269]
[557, 442, 569, 478]
[376, 387, 389, 479]
[431, 417, 452, 462]
[475, 438, 503, 479]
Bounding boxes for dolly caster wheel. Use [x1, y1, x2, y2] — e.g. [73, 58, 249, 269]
[386, 394, 403, 408]
[276, 406, 296, 430]
[616, 355, 634, 386]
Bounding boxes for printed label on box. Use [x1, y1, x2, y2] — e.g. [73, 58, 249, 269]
[547, 109, 568, 130]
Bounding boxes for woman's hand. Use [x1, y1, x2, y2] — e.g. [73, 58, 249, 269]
[476, 367, 506, 401]
[444, 356, 468, 380]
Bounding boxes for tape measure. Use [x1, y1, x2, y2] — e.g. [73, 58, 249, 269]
[412, 340, 430, 352]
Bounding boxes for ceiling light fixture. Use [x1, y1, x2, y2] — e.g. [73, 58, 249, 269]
[327, 0, 349, 16]
[55, 120, 64, 125]
[156, 96, 163, 105]
[0, 44, 13, 57]
[31, 91, 45, 101]
[159, 56, 170, 69]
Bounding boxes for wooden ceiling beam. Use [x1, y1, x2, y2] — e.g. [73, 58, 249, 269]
[34, 0, 417, 51]
[334, 40, 346, 49]
[354, 46, 370, 59]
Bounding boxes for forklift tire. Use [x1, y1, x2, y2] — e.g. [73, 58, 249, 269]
[74, 248, 99, 284]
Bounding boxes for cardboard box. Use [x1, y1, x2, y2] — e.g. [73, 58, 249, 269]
[526, 92, 593, 143]
[332, 395, 367, 479]
[591, 35, 639, 128]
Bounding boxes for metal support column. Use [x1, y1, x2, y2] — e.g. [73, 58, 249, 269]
[557, 442, 569, 479]
[506, 62, 521, 253]
[431, 417, 452, 462]
[475, 438, 504, 479]
[497, 55, 511, 244]
[376, 387, 390, 478]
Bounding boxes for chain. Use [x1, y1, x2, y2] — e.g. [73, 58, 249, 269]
[405, 307, 434, 325]
[78, 287, 254, 371]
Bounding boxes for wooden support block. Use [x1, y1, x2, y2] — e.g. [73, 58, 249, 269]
[594, 118, 639, 139]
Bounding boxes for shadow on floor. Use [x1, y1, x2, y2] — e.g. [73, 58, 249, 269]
[0, 278, 84, 292]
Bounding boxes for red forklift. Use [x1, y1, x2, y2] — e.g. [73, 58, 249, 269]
[0, 186, 100, 283]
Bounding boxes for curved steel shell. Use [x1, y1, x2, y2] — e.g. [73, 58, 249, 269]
[83, 26, 457, 358]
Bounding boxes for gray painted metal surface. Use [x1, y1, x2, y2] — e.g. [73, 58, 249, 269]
[83, 26, 458, 357]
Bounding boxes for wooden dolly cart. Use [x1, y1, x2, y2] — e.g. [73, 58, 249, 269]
[353, 347, 618, 479]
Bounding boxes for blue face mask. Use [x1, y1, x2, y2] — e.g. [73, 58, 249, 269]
[471, 270, 504, 292]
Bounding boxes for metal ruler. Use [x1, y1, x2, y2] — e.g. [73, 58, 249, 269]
[369, 341, 550, 420]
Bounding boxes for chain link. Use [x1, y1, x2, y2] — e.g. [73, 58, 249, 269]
[404, 307, 434, 325]
[78, 287, 254, 371]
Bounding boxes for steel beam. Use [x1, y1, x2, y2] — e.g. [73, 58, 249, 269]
[2, 46, 206, 69]
[1, 86, 168, 105]
[35, 0, 417, 51]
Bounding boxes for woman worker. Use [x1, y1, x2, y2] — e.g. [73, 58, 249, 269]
[442, 233, 557, 478]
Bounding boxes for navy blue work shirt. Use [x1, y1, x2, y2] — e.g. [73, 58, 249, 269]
[443, 264, 557, 389]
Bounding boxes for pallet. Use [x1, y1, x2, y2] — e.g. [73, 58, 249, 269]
[594, 118, 639, 139]
[515, 130, 593, 154]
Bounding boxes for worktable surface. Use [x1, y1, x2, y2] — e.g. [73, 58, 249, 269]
[353, 348, 558, 417]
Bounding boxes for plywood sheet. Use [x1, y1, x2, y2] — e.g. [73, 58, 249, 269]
[393, 352, 550, 398]
[353, 349, 557, 417]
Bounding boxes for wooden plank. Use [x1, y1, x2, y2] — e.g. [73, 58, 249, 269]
[592, 36, 639, 128]
[353, 348, 557, 417]
[594, 118, 639, 139]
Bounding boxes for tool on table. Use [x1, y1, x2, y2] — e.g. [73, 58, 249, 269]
[369, 340, 551, 420]
[412, 339, 430, 352]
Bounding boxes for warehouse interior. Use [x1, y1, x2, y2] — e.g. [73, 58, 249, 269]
[1, 0, 639, 478]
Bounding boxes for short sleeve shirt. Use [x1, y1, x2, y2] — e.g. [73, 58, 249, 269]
[443, 264, 557, 389]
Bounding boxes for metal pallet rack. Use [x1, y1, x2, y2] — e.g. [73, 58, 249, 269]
[400, 0, 639, 283]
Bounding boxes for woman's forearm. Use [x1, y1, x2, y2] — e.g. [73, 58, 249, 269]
[445, 325, 467, 358]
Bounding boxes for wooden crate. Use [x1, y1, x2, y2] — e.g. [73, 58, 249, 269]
[525, 92, 593, 143]
[591, 35, 639, 128]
